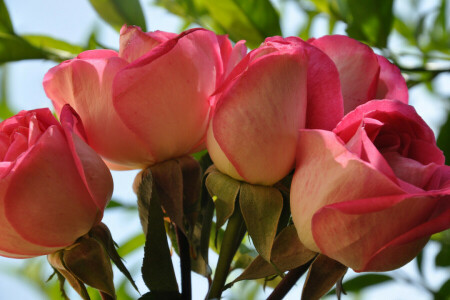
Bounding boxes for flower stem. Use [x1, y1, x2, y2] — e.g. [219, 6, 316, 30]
[176, 226, 192, 300]
[207, 204, 246, 299]
[266, 259, 314, 300]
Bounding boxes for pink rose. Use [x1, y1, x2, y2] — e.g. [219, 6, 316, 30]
[207, 36, 345, 185]
[309, 35, 409, 113]
[290, 99, 450, 271]
[0, 106, 113, 258]
[44, 26, 246, 170]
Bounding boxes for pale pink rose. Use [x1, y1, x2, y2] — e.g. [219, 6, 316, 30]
[0, 106, 113, 258]
[291, 99, 449, 272]
[207, 36, 344, 185]
[309, 35, 409, 113]
[44, 26, 246, 170]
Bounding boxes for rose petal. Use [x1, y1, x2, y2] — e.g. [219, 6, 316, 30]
[383, 152, 442, 190]
[313, 194, 446, 271]
[290, 129, 404, 252]
[264, 36, 344, 130]
[43, 53, 154, 169]
[210, 49, 308, 185]
[375, 55, 408, 103]
[3, 131, 27, 162]
[4, 126, 98, 248]
[345, 123, 398, 183]
[119, 25, 176, 63]
[60, 105, 113, 220]
[310, 35, 380, 114]
[362, 197, 449, 271]
[335, 100, 437, 145]
[114, 29, 220, 162]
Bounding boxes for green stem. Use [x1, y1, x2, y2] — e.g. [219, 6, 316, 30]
[207, 204, 247, 299]
[176, 226, 192, 300]
[266, 259, 314, 300]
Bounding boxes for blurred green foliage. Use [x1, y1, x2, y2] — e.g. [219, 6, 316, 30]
[0, 0, 449, 299]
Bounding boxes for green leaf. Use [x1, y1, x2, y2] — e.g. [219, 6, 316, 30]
[137, 169, 179, 293]
[437, 111, 450, 165]
[345, 0, 394, 48]
[106, 199, 137, 210]
[89, 0, 147, 32]
[199, 0, 281, 48]
[117, 233, 145, 257]
[0, 66, 14, 120]
[330, 274, 393, 295]
[22, 35, 84, 60]
[239, 183, 283, 261]
[416, 250, 424, 276]
[0, 33, 48, 63]
[0, 0, 13, 33]
[436, 243, 450, 267]
[138, 291, 181, 300]
[436, 279, 450, 300]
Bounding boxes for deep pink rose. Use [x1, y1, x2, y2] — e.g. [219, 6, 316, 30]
[290, 100, 450, 271]
[309, 35, 409, 113]
[207, 36, 344, 185]
[0, 106, 113, 258]
[44, 26, 246, 170]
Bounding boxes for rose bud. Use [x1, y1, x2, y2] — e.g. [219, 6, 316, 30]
[43, 26, 246, 170]
[0, 106, 113, 258]
[290, 99, 450, 272]
[207, 36, 344, 185]
[309, 35, 409, 113]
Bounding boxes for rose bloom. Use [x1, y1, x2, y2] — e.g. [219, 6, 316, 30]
[207, 34, 408, 186]
[44, 26, 246, 170]
[291, 100, 450, 272]
[0, 106, 113, 258]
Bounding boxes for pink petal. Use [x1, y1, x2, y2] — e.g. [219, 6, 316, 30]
[345, 123, 398, 183]
[3, 131, 27, 162]
[223, 40, 247, 78]
[363, 196, 449, 271]
[310, 35, 380, 114]
[60, 105, 113, 220]
[264, 36, 345, 130]
[0, 133, 9, 160]
[375, 55, 408, 103]
[113, 29, 221, 162]
[4, 126, 98, 249]
[43, 53, 154, 169]
[335, 100, 437, 145]
[383, 152, 442, 190]
[290, 129, 404, 252]
[119, 25, 176, 63]
[313, 192, 447, 271]
[210, 49, 308, 185]
[408, 139, 445, 165]
[77, 49, 118, 59]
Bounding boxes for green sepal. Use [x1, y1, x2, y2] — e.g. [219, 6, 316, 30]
[230, 225, 316, 284]
[239, 183, 283, 261]
[89, 223, 139, 292]
[301, 254, 348, 300]
[47, 235, 116, 300]
[205, 166, 241, 228]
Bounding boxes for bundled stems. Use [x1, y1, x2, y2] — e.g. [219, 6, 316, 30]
[266, 259, 314, 300]
[176, 226, 192, 300]
[207, 204, 247, 299]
